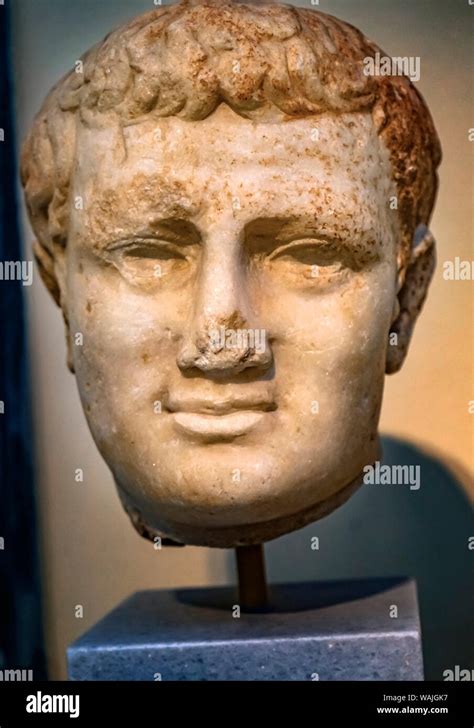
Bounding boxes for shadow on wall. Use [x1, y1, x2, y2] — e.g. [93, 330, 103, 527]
[225, 436, 474, 681]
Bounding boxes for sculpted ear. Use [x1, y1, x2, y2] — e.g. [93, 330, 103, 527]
[33, 239, 74, 373]
[33, 239, 61, 304]
[385, 225, 436, 374]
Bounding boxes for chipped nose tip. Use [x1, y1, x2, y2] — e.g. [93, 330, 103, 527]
[177, 344, 273, 375]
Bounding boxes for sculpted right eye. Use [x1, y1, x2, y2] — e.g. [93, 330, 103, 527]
[104, 238, 191, 285]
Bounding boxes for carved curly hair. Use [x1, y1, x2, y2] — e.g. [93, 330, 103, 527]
[21, 0, 441, 305]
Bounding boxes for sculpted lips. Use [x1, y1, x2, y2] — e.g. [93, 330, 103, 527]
[166, 394, 276, 441]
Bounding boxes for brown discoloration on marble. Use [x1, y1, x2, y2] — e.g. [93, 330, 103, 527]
[21, 1, 440, 276]
[20, 0, 440, 547]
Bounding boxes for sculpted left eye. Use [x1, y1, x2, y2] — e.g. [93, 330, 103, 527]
[268, 240, 346, 275]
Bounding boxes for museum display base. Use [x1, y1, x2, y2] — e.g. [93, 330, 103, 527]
[67, 577, 423, 681]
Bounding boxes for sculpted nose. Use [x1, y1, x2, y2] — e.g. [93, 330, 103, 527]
[177, 310, 273, 377]
[177, 244, 273, 378]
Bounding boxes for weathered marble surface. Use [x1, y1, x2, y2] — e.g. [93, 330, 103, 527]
[21, 1, 440, 546]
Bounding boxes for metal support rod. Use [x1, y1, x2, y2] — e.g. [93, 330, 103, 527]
[235, 543, 268, 611]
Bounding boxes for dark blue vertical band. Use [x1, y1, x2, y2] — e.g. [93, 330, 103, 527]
[0, 3, 47, 678]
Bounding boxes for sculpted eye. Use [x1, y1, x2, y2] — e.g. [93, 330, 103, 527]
[268, 239, 346, 279]
[121, 241, 186, 261]
[106, 238, 189, 283]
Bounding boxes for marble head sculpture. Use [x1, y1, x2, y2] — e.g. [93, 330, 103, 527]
[21, 0, 441, 547]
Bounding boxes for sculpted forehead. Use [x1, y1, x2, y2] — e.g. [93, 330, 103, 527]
[72, 105, 395, 241]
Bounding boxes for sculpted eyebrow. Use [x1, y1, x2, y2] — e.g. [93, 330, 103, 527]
[89, 180, 201, 233]
[101, 219, 201, 247]
[147, 218, 201, 244]
[244, 217, 382, 256]
[92, 214, 201, 249]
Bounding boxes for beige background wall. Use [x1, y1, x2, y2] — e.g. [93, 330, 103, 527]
[11, 0, 473, 679]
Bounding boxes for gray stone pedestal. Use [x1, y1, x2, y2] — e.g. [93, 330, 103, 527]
[67, 577, 424, 680]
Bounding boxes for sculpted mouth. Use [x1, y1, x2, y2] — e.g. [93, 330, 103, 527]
[172, 411, 266, 439]
[166, 395, 276, 440]
[166, 395, 276, 415]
